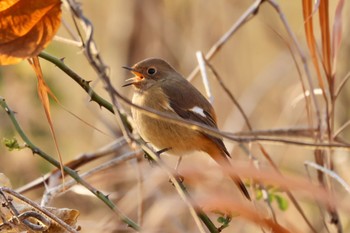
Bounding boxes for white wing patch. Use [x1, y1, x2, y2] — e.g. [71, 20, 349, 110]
[189, 106, 206, 117]
[160, 99, 175, 111]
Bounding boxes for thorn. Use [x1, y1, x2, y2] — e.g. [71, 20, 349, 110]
[144, 152, 156, 166]
[157, 147, 171, 155]
[168, 174, 184, 186]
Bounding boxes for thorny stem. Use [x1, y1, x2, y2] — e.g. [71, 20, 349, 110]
[38, 52, 114, 114]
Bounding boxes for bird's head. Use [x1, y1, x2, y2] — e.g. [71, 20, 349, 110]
[122, 58, 177, 90]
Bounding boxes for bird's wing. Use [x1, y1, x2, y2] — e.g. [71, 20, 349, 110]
[161, 78, 230, 157]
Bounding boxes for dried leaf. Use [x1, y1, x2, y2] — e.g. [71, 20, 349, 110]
[30, 57, 52, 121]
[29, 56, 65, 185]
[319, 0, 332, 80]
[302, 0, 325, 90]
[0, 0, 61, 65]
[44, 207, 80, 233]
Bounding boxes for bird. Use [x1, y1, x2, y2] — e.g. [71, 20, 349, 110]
[122, 57, 250, 200]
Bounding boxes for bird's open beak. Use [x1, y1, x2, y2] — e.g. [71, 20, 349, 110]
[122, 66, 143, 87]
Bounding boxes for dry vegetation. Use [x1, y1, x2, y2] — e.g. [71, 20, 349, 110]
[0, 0, 349, 232]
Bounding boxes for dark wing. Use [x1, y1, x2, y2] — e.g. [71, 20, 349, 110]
[161, 77, 230, 157]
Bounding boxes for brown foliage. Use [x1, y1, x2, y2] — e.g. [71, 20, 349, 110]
[0, 0, 61, 65]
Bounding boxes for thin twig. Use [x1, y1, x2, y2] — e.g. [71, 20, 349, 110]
[334, 70, 350, 99]
[267, 0, 321, 129]
[196, 51, 213, 103]
[187, 0, 264, 81]
[205, 60, 253, 131]
[53, 35, 82, 47]
[333, 120, 350, 138]
[235, 127, 316, 137]
[304, 160, 331, 233]
[16, 137, 127, 194]
[305, 161, 350, 193]
[61, 18, 80, 42]
[134, 157, 144, 226]
[42, 150, 141, 206]
[269, 25, 313, 127]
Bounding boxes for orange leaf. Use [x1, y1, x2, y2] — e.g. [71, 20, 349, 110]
[302, 0, 325, 91]
[319, 0, 332, 81]
[29, 56, 65, 182]
[30, 57, 52, 122]
[0, 0, 61, 65]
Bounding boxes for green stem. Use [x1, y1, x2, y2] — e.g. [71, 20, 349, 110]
[197, 211, 219, 233]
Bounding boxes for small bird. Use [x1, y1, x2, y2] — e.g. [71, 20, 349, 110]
[123, 58, 250, 200]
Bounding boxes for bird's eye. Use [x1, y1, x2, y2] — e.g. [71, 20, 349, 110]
[147, 67, 157, 75]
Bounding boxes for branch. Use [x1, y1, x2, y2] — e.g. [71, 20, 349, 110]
[187, 0, 264, 81]
[304, 161, 350, 194]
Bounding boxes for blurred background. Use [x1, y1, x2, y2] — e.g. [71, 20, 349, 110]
[0, 0, 349, 232]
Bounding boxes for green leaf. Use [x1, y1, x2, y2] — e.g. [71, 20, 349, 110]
[217, 216, 226, 224]
[217, 214, 231, 231]
[256, 189, 263, 200]
[275, 194, 289, 211]
[2, 137, 22, 151]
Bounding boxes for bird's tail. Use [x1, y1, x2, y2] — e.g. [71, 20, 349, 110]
[230, 174, 251, 201]
[210, 151, 251, 201]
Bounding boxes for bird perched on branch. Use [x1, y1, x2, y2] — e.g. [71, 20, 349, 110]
[123, 57, 250, 200]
